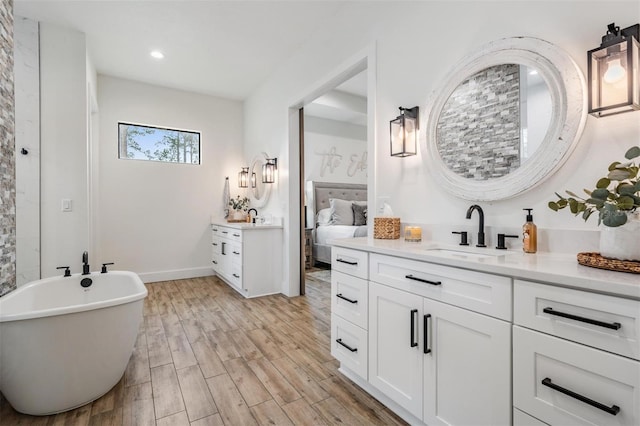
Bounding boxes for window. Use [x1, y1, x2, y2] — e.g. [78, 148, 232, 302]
[118, 122, 201, 164]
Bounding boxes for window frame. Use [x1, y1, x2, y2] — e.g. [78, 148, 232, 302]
[118, 121, 202, 165]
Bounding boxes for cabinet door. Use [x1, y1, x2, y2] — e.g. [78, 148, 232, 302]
[423, 298, 511, 426]
[369, 282, 423, 419]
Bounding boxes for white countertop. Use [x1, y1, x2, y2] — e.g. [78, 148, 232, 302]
[211, 220, 282, 230]
[330, 237, 640, 300]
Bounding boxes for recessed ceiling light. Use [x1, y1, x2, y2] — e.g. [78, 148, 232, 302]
[150, 50, 164, 59]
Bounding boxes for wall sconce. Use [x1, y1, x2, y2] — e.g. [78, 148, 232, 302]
[588, 22, 640, 117]
[238, 167, 249, 188]
[262, 158, 278, 183]
[390, 106, 419, 157]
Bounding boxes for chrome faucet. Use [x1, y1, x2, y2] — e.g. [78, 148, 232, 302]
[465, 205, 486, 247]
[82, 251, 90, 275]
[247, 208, 258, 223]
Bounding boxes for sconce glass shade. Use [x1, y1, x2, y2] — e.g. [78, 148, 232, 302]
[262, 158, 277, 183]
[390, 106, 419, 157]
[251, 172, 256, 188]
[588, 23, 640, 117]
[238, 167, 249, 188]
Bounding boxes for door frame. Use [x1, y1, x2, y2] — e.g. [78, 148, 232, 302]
[286, 44, 377, 296]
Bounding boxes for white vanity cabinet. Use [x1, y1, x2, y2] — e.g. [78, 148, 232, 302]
[368, 271, 511, 425]
[513, 279, 640, 426]
[211, 222, 282, 298]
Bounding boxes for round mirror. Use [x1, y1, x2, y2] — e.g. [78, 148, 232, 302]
[249, 152, 271, 208]
[424, 37, 587, 200]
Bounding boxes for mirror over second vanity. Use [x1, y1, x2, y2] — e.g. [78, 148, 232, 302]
[424, 37, 588, 201]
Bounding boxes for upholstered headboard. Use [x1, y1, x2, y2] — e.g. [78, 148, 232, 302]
[311, 181, 367, 216]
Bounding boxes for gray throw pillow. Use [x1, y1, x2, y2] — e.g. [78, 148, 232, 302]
[329, 198, 354, 225]
[352, 203, 367, 226]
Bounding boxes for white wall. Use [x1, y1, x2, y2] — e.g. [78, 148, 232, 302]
[244, 1, 640, 295]
[39, 22, 89, 278]
[14, 17, 40, 285]
[97, 76, 243, 281]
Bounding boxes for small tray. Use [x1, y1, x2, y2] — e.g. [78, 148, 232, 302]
[577, 252, 640, 274]
[226, 219, 247, 223]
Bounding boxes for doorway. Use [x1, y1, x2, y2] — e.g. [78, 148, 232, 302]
[296, 58, 372, 295]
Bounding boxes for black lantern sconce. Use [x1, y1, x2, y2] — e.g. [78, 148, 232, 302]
[588, 22, 640, 117]
[262, 158, 278, 183]
[390, 106, 419, 157]
[238, 167, 249, 188]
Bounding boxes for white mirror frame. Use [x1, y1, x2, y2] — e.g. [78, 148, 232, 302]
[424, 37, 587, 201]
[249, 152, 272, 208]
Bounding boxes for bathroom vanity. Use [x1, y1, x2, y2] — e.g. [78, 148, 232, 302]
[330, 237, 639, 426]
[211, 221, 282, 298]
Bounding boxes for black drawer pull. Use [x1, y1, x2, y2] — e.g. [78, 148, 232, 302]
[336, 258, 358, 266]
[336, 293, 357, 304]
[233, 233, 240, 237]
[541, 378, 620, 415]
[233, 251, 240, 255]
[222, 231, 228, 234]
[336, 338, 357, 352]
[212, 228, 218, 232]
[221, 242, 226, 255]
[410, 309, 418, 348]
[212, 243, 218, 246]
[423, 314, 432, 354]
[543, 307, 621, 330]
[233, 273, 240, 278]
[212, 260, 217, 265]
[405, 274, 442, 286]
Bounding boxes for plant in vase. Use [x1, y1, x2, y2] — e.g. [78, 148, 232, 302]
[548, 146, 640, 261]
[229, 195, 250, 220]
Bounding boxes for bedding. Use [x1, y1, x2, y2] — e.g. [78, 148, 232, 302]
[309, 181, 368, 265]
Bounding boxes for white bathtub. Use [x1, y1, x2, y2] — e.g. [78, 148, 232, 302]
[0, 271, 147, 415]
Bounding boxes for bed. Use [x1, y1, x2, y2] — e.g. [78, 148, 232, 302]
[308, 181, 368, 265]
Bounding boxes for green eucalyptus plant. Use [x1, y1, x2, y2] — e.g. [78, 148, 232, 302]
[548, 146, 640, 227]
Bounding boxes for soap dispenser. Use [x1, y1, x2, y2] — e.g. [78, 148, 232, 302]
[522, 208, 537, 253]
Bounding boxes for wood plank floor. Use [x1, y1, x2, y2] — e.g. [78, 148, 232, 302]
[0, 274, 407, 425]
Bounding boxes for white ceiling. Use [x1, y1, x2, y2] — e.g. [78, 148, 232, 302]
[14, 0, 349, 101]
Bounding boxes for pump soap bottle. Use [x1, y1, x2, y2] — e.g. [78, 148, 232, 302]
[522, 208, 537, 253]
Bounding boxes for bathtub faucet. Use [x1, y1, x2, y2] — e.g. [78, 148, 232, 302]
[82, 251, 90, 275]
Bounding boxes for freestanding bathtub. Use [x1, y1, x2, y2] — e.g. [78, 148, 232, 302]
[0, 271, 147, 415]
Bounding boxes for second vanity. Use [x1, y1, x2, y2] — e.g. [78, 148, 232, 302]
[329, 237, 640, 426]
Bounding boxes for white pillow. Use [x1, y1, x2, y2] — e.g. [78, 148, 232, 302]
[316, 208, 332, 226]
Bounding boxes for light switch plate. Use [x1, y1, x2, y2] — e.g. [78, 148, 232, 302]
[61, 198, 72, 212]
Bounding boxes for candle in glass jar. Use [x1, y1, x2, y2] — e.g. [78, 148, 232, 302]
[404, 226, 422, 242]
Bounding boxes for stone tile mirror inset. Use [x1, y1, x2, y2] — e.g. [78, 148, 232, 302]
[437, 64, 551, 180]
[424, 37, 587, 201]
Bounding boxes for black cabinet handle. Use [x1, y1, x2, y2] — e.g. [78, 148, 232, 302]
[410, 309, 418, 348]
[221, 242, 226, 255]
[543, 307, 621, 330]
[336, 258, 358, 266]
[233, 273, 240, 278]
[212, 243, 218, 246]
[541, 378, 620, 415]
[336, 293, 358, 304]
[405, 274, 442, 286]
[423, 314, 432, 354]
[222, 231, 228, 234]
[336, 338, 357, 352]
[233, 251, 240, 255]
[233, 233, 240, 237]
[212, 260, 217, 265]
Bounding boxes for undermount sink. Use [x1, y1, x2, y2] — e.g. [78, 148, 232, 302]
[423, 247, 514, 259]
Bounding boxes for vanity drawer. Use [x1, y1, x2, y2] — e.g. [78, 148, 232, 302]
[369, 253, 512, 320]
[230, 242, 242, 265]
[513, 326, 640, 426]
[331, 314, 367, 380]
[331, 271, 368, 330]
[515, 280, 640, 360]
[332, 247, 369, 280]
[230, 264, 242, 286]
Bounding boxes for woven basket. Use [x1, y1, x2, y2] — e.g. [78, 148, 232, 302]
[577, 252, 640, 274]
[374, 217, 401, 239]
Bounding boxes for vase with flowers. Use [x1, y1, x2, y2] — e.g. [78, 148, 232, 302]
[548, 146, 640, 261]
[229, 195, 250, 221]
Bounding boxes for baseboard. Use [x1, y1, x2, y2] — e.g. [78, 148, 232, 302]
[137, 266, 214, 283]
